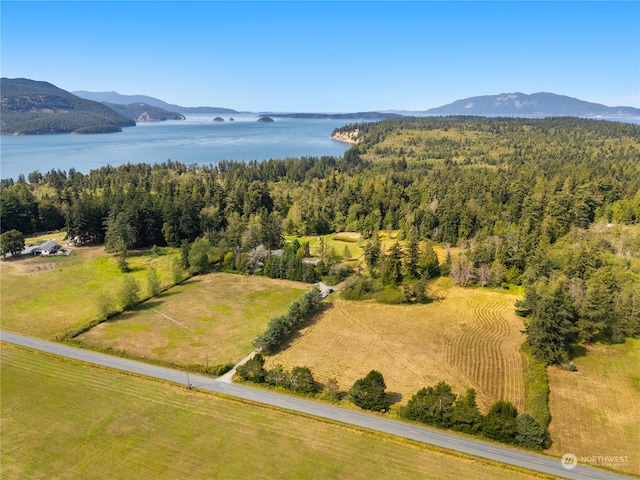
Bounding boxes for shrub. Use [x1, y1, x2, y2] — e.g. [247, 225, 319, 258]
[185, 363, 235, 376]
[235, 353, 266, 383]
[340, 276, 379, 300]
[349, 370, 387, 411]
[373, 285, 405, 304]
[146, 267, 162, 297]
[317, 377, 341, 403]
[265, 364, 290, 388]
[117, 275, 140, 310]
[482, 400, 519, 444]
[288, 366, 319, 394]
[515, 413, 551, 449]
[450, 388, 483, 434]
[401, 382, 457, 428]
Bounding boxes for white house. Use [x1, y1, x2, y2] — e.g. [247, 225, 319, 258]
[37, 240, 60, 256]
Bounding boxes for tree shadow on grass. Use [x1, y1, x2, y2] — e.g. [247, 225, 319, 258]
[137, 299, 165, 311]
[178, 276, 201, 287]
[386, 391, 403, 405]
[120, 265, 145, 274]
[568, 344, 587, 360]
[275, 302, 334, 353]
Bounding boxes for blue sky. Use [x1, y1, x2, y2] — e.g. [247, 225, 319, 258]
[2, 1, 638, 112]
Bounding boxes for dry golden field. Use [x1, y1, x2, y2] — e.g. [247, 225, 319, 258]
[266, 279, 527, 412]
[546, 339, 640, 476]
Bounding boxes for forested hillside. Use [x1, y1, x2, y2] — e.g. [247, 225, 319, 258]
[0, 78, 136, 134]
[104, 102, 186, 122]
[2, 116, 639, 363]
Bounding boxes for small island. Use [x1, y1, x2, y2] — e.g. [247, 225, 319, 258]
[257, 116, 274, 123]
[213, 117, 225, 122]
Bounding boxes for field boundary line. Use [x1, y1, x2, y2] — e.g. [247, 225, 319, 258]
[151, 308, 195, 332]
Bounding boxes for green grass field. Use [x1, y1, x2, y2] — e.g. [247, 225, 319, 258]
[76, 272, 308, 366]
[286, 230, 458, 273]
[0, 344, 554, 480]
[0, 244, 178, 339]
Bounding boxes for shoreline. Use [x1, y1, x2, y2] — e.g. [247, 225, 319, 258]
[331, 129, 360, 144]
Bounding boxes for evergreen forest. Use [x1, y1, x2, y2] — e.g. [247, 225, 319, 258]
[2, 116, 639, 365]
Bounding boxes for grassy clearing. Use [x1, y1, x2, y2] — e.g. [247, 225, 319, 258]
[24, 230, 68, 245]
[546, 339, 640, 476]
[0, 344, 552, 480]
[0, 245, 178, 339]
[266, 278, 527, 412]
[360, 127, 509, 165]
[77, 272, 308, 366]
[285, 230, 457, 269]
[285, 232, 365, 262]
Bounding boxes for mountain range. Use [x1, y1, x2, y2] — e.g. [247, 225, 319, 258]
[73, 90, 238, 114]
[78, 90, 640, 118]
[423, 92, 640, 116]
[3, 77, 638, 136]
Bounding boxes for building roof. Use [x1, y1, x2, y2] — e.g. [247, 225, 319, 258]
[39, 241, 58, 251]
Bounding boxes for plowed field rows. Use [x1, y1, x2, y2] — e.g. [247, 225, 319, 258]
[266, 283, 526, 411]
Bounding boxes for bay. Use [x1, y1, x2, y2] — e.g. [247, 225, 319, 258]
[0, 114, 355, 181]
[2, 114, 638, 182]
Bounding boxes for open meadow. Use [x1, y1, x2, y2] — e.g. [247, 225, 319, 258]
[0, 343, 554, 480]
[546, 339, 640, 476]
[288, 231, 457, 266]
[77, 272, 308, 366]
[0, 243, 178, 340]
[266, 278, 527, 412]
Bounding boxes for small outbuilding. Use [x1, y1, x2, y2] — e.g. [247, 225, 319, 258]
[36, 240, 60, 256]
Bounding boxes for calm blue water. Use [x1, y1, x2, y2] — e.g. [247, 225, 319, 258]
[0, 114, 355, 181]
[2, 114, 638, 182]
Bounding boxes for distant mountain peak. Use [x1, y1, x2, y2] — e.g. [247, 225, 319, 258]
[73, 90, 237, 114]
[425, 92, 639, 117]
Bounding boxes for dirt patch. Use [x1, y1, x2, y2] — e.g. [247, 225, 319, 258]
[21, 263, 56, 274]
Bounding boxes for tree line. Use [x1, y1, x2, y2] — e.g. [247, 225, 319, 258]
[235, 360, 550, 450]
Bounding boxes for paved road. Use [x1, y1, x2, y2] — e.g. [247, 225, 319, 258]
[1, 330, 632, 480]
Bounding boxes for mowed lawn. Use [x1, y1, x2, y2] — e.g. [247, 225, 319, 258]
[266, 278, 527, 412]
[546, 339, 640, 476]
[77, 272, 308, 366]
[0, 245, 177, 340]
[0, 344, 552, 480]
